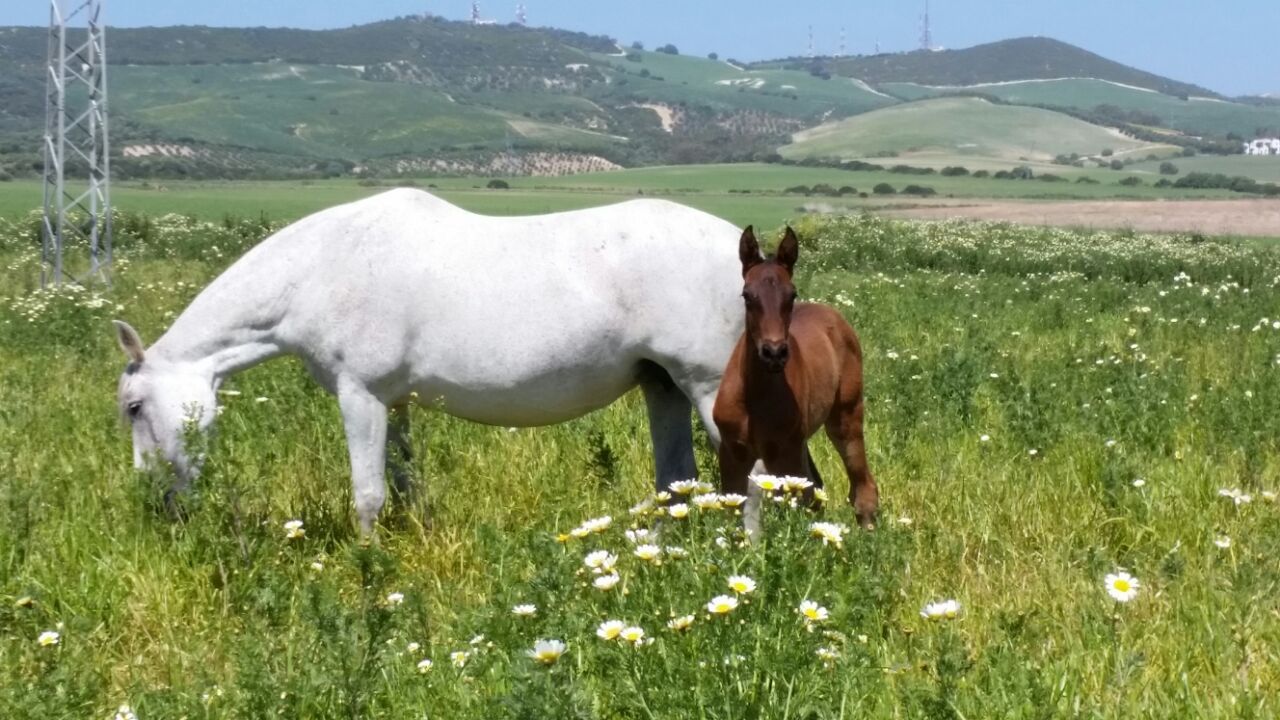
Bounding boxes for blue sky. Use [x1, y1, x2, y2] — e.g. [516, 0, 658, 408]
[3, 1, 1274, 95]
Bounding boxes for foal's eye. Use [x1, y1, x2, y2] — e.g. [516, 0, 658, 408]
[127, 401, 143, 419]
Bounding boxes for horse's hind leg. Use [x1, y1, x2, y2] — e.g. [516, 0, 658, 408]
[387, 403, 415, 504]
[826, 394, 878, 529]
[640, 367, 698, 494]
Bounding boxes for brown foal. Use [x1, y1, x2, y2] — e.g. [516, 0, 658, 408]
[712, 225, 879, 528]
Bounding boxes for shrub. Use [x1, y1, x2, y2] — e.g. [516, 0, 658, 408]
[1010, 166, 1034, 180]
[1037, 174, 1067, 182]
[1119, 176, 1144, 186]
[1075, 176, 1100, 184]
[872, 182, 897, 195]
[1159, 162, 1180, 175]
[901, 184, 936, 196]
[784, 185, 811, 195]
[1154, 178, 1173, 188]
[837, 186, 857, 195]
[971, 170, 990, 178]
[486, 179, 510, 189]
[657, 43, 679, 55]
[1109, 160, 1124, 170]
[940, 166, 970, 177]
[1101, 148, 1114, 157]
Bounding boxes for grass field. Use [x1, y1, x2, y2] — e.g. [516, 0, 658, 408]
[1129, 154, 1280, 182]
[881, 79, 1280, 139]
[2, 210, 1279, 718]
[780, 97, 1169, 163]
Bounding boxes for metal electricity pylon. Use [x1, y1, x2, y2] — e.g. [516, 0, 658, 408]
[41, 0, 112, 288]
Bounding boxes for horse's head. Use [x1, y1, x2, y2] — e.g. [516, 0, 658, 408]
[738, 225, 800, 373]
[113, 320, 218, 490]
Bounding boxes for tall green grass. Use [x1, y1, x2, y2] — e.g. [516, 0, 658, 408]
[1, 211, 1278, 718]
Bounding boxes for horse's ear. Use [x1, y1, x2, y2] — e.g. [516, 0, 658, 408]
[775, 226, 799, 275]
[739, 225, 762, 276]
[113, 320, 146, 365]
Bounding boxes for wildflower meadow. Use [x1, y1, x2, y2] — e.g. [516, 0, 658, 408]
[1, 210, 1278, 718]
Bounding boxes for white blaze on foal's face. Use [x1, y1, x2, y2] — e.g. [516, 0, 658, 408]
[114, 321, 218, 485]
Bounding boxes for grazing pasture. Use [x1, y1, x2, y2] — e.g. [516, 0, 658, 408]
[1, 209, 1279, 718]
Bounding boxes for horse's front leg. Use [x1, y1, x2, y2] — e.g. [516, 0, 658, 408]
[336, 380, 389, 536]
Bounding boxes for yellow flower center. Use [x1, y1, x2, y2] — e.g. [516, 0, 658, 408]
[1114, 579, 1130, 592]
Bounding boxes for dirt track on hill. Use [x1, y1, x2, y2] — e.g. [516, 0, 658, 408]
[876, 199, 1280, 237]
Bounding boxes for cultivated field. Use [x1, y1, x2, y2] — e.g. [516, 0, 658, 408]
[880, 198, 1280, 238]
[780, 97, 1170, 163]
[2, 207, 1279, 718]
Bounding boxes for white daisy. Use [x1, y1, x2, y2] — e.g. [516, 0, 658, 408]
[667, 614, 695, 632]
[1213, 536, 1231, 549]
[512, 604, 537, 617]
[727, 575, 756, 594]
[718, 493, 748, 508]
[920, 599, 962, 620]
[1104, 571, 1140, 603]
[692, 493, 722, 510]
[633, 544, 662, 562]
[283, 519, 305, 540]
[596, 620, 625, 641]
[385, 592, 405, 606]
[781, 476, 813, 493]
[527, 639, 567, 665]
[593, 573, 621, 591]
[619, 626, 646, 645]
[706, 594, 739, 614]
[810, 521, 848, 548]
[416, 658, 434, 673]
[798, 599, 829, 624]
[583, 550, 618, 574]
[667, 503, 689, 519]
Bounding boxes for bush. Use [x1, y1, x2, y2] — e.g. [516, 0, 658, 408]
[900, 184, 936, 196]
[1010, 166, 1034, 180]
[1109, 160, 1124, 170]
[837, 186, 857, 195]
[486, 179, 510, 189]
[784, 185, 811, 195]
[1159, 162, 1180, 175]
[1037, 174, 1067, 182]
[872, 182, 897, 195]
[1154, 178, 1173, 188]
[1101, 148, 1114, 157]
[657, 43, 679, 55]
[993, 170, 1013, 180]
[1075, 176, 1100, 184]
[972, 170, 990, 178]
[889, 165, 936, 175]
[940, 166, 970, 177]
[1119, 176, 1144, 186]
[809, 183, 839, 197]
[707, 52, 718, 60]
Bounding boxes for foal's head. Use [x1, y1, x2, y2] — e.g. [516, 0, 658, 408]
[738, 225, 800, 373]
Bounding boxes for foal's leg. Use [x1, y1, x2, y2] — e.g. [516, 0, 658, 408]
[826, 395, 878, 529]
[336, 380, 389, 536]
[640, 374, 698, 495]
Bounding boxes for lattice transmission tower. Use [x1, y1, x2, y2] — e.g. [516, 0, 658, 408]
[41, 0, 112, 288]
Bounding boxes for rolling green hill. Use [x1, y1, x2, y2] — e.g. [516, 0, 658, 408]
[779, 97, 1168, 164]
[797, 37, 1218, 99]
[0, 21, 1261, 180]
[881, 78, 1280, 139]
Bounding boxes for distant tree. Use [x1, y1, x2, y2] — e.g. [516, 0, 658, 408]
[1075, 176, 1100, 184]
[784, 185, 811, 195]
[707, 52, 719, 60]
[971, 169, 990, 178]
[639, 68, 651, 78]
[940, 166, 970, 176]
[631, 41, 644, 50]
[1010, 165, 1034, 180]
[657, 43, 679, 55]
[486, 179, 510, 189]
[625, 52, 642, 62]
[1159, 161, 1180, 175]
[1101, 148, 1114, 157]
[872, 182, 896, 195]
[1119, 176, 1144, 186]
[901, 184, 936, 196]
[1181, 147, 1197, 157]
[1154, 178, 1173, 187]
[1109, 159, 1124, 170]
[837, 185, 857, 195]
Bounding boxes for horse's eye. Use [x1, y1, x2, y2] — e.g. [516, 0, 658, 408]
[127, 401, 143, 419]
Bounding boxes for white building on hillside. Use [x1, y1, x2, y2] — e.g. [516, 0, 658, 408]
[1244, 138, 1280, 155]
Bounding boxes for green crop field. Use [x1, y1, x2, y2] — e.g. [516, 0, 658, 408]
[2, 210, 1279, 718]
[0, 160, 1244, 233]
[780, 97, 1170, 163]
[1129, 154, 1280, 183]
[881, 79, 1280, 139]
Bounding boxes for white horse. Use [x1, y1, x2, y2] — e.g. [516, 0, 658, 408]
[114, 188, 745, 532]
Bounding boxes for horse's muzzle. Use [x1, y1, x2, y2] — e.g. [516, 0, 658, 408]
[759, 342, 790, 372]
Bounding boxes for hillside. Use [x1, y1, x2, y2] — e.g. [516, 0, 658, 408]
[779, 97, 1167, 164]
[0, 22, 1257, 180]
[803, 37, 1219, 99]
[882, 78, 1280, 139]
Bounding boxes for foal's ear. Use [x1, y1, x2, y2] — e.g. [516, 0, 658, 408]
[775, 226, 799, 275]
[739, 225, 763, 275]
[113, 320, 146, 365]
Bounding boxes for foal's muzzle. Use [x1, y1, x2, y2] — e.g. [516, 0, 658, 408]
[759, 341, 790, 372]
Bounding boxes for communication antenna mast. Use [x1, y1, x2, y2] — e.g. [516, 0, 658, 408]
[41, 0, 112, 288]
[471, 1, 481, 24]
[919, 0, 933, 51]
[515, 3, 527, 25]
[838, 27, 846, 57]
[807, 25, 814, 58]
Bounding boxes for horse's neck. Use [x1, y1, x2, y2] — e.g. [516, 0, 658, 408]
[150, 267, 292, 380]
